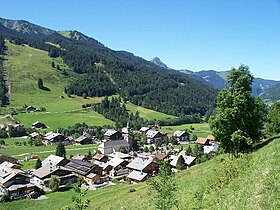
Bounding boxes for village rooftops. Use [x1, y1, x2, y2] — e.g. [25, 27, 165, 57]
[196, 138, 209, 145]
[93, 154, 106, 161]
[139, 127, 150, 132]
[0, 161, 21, 170]
[64, 159, 99, 176]
[32, 165, 70, 179]
[104, 129, 118, 137]
[146, 130, 160, 138]
[173, 130, 187, 137]
[41, 155, 66, 167]
[108, 152, 131, 159]
[127, 170, 148, 182]
[44, 132, 62, 140]
[126, 157, 153, 171]
[169, 155, 196, 167]
[107, 157, 125, 168]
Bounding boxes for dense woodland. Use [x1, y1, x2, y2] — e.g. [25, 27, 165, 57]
[0, 20, 218, 117]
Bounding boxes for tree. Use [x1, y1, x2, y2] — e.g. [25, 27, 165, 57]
[210, 65, 267, 157]
[34, 158, 42, 169]
[82, 92, 87, 99]
[51, 61, 55, 68]
[86, 150, 92, 160]
[119, 145, 127, 153]
[149, 145, 155, 153]
[38, 78, 43, 89]
[176, 155, 186, 170]
[185, 145, 192, 156]
[55, 141, 66, 158]
[144, 146, 149, 153]
[49, 175, 60, 191]
[267, 101, 280, 135]
[148, 160, 177, 210]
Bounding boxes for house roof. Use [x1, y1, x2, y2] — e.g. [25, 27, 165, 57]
[108, 157, 124, 168]
[146, 130, 159, 138]
[127, 170, 148, 181]
[72, 154, 86, 161]
[0, 161, 21, 170]
[169, 155, 196, 167]
[104, 129, 118, 137]
[0, 167, 29, 186]
[173, 130, 188, 137]
[126, 157, 153, 171]
[32, 121, 46, 127]
[154, 153, 167, 160]
[108, 152, 131, 159]
[0, 153, 17, 162]
[98, 140, 130, 152]
[64, 160, 98, 176]
[44, 132, 62, 140]
[93, 154, 106, 161]
[75, 135, 91, 142]
[32, 165, 65, 179]
[207, 135, 215, 141]
[86, 173, 98, 179]
[42, 155, 65, 167]
[196, 138, 209, 145]
[204, 144, 219, 154]
[29, 132, 40, 138]
[7, 183, 35, 191]
[139, 127, 150, 132]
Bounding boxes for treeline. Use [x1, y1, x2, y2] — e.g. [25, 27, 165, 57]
[0, 22, 218, 117]
[56, 122, 107, 139]
[0, 36, 9, 106]
[93, 96, 147, 130]
[151, 113, 202, 126]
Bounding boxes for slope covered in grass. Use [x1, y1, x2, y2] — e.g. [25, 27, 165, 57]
[2, 138, 279, 210]
[2, 42, 114, 129]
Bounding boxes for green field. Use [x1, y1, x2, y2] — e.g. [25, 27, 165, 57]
[2, 138, 279, 209]
[2, 42, 113, 129]
[162, 123, 211, 137]
[125, 102, 177, 121]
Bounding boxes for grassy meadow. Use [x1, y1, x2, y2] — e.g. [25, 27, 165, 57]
[2, 138, 279, 210]
[2, 42, 113, 129]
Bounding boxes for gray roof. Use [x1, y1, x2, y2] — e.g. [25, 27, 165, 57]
[75, 135, 90, 142]
[108, 157, 124, 168]
[127, 170, 147, 181]
[126, 157, 153, 171]
[44, 132, 62, 140]
[42, 155, 65, 167]
[146, 130, 159, 138]
[139, 127, 150, 132]
[169, 155, 196, 166]
[33, 165, 69, 179]
[86, 173, 97, 179]
[173, 130, 188, 137]
[99, 140, 130, 152]
[104, 129, 118, 136]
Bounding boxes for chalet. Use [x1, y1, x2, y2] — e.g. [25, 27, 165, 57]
[108, 152, 132, 161]
[207, 135, 215, 141]
[153, 153, 168, 161]
[173, 130, 190, 141]
[146, 130, 167, 144]
[196, 137, 210, 145]
[83, 128, 95, 137]
[43, 132, 69, 145]
[204, 143, 219, 154]
[169, 155, 196, 169]
[41, 155, 69, 167]
[0, 153, 18, 164]
[127, 170, 148, 183]
[32, 121, 47, 129]
[104, 157, 129, 177]
[74, 135, 93, 145]
[0, 161, 21, 170]
[93, 154, 108, 163]
[139, 127, 150, 133]
[71, 154, 87, 161]
[98, 140, 130, 155]
[33, 165, 78, 190]
[0, 166, 35, 200]
[104, 129, 122, 141]
[25, 106, 36, 112]
[126, 157, 159, 175]
[64, 160, 103, 181]
[29, 132, 42, 140]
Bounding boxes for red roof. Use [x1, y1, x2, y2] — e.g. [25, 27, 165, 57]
[207, 135, 215, 141]
[93, 154, 105, 161]
[196, 138, 209, 145]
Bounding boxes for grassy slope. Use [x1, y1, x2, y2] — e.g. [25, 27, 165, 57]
[126, 102, 177, 121]
[3, 42, 113, 129]
[2, 138, 279, 210]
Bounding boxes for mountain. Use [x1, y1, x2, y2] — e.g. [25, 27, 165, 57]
[260, 82, 280, 102]
[0, 17, 218, 117]
[180, 69, 280, 98]
[150, 57, 168, 69]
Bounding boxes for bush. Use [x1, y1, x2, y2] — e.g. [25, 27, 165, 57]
[128, 188, 136, 193]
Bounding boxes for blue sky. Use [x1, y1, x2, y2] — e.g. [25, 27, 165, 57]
[1, 0, 280, 80]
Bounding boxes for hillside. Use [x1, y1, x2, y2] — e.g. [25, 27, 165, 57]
[0, 17, 218, 118]
[2, 137, 279, 209]
[2, 42, 114, 130]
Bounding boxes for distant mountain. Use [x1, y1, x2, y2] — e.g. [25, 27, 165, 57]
[150, 57, 168, 69]
[260, 82, 280, 102]
[0, 17, 218, 117]
[179, 69, 280, 98]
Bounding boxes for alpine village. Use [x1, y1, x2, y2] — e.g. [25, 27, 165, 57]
[0, 16, 279, 210]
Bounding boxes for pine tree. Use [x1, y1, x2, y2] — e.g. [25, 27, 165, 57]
[176, 155, 186, 170]
[38, 78, 43, 89]
[55, 141, 66, 158]
[34, 158, 42, 169]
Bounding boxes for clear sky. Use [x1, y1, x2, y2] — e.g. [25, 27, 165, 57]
[1, 0, 280, 80]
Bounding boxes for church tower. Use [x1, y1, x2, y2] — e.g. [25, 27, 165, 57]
[122, 122, 132, 146]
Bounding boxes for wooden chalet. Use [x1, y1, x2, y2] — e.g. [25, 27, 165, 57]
[0, 153, 18, 164]
[173, 130, 190, 141]
[74, 135, 93, 145]
[32, 121, 47, 129]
